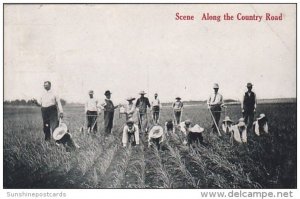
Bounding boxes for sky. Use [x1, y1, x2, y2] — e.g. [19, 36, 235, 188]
[4, 4, 296, 104]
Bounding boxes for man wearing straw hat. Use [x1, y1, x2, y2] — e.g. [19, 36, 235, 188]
[125, 97, 138, 122]
[231, 118, 247, 144]
[172, 97, 183, 125]
[207, 83, 224, 134]
[242, 82, 257, 131]
[136, 91, 151, 134]
[187, 124, 205, 148]
[148, 124, 164, 150]
[222, 116, 234, 134]
[101, 90, 119, 135]
[53, 120, 80, 151]
[39, 81, 63, 141]
[85, 90, 99, 134]
[253, 113, 268, 136]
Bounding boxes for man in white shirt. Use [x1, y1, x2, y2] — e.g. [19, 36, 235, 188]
[85, 90, 99, 133]
[151, 93, 161, 124]
[207, 83, 224, 134]
[40, 81, 63, 141]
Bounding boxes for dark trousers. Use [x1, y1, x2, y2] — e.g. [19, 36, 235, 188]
[152, 107, 160, 123]
[87, 111, 97, 132]
[138, 113, 148, 134]
[104, 111, 114, 134]
[188, 132, 204, 146]
[56, 134, 77, 151]
[243, 110, 254, 131]
[174, 111, 181, 125]
[211, 106, 221, 133]
[150, 137, 161, 150]
[41, 105, 59, 141]
[128, 132, 136, 146]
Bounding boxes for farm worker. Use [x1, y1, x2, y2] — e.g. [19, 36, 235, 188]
[151, 93, 162, 124]
[179, 119, 191, 145]
[253, 113, 268, 136]
[207, 83, 224, 134]
[148, 125, 165, 150]
[39, 81, 63, 141]
[231, 118, 247, 144]
[101, 90, 119, 135]
[242, 82, 257, 131]
[135, 91, 151, 134]
[85, 90, 100, 133]
[122, 119, 140, 147]
[165, 119, 175, 135]
[187, 124, 205, 147]
[222, 116, 234, 134]
[125, 97, 138, 123]
[172, 97, 183, 125]
[53, 119, 80, 151]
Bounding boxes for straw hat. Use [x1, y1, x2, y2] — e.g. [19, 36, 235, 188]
[154, 93, 158, 96]
[237, 118, 246, 127]
[126, 97, 136, 101]
[246, 82, 253, 87]
[213, 83, 219, 89]
[104, 90, 112, 96]
[89, 90, 94, 94]
[222, 116, 233, 123]
[53, 122, 68, 140]
[149, 125, 164, 138]
[257, 113, 266, 120]
[189, 124, 204, 133]
[139, 91, 146, 95]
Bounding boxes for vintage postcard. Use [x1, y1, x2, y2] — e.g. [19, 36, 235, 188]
[2, 2, 297, 197]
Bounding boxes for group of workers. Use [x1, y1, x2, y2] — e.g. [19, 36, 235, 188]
[37, 80, 268, 151]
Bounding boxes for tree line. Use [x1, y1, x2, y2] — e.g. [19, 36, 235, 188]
[4, 99, 67, 106]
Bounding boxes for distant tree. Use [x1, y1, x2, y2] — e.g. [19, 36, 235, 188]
[61, 99, 67, 106]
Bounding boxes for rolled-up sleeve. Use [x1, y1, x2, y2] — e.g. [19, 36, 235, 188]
[122, 126, 128, 146]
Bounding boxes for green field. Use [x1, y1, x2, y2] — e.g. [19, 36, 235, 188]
[3, 103, 297, 188]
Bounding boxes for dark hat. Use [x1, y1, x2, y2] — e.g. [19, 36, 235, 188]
[104, 90, 112, 96]
[175, 97, 181, 100]
[126, 97, 136, 101]
[126, 118, 134, 124]
[139, 91, 147, 95]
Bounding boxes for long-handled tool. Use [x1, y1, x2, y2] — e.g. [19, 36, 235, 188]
[137, 109, 143, 131]
[80, 116, 87, 133]
[172, 109, 177, 125]
[208, 108, 222, 137]
[179, 107, 184, 124]
[90, 114, 99, 133]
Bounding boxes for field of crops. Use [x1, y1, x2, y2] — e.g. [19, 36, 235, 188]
[3, 103, 297, 188]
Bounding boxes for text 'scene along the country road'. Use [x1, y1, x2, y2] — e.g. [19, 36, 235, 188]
[175, 12, 283, 22]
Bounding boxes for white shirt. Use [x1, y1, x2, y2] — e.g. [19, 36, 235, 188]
[173, 101, 183, 111]
[207, 92, 224, 106]
[179, 122, 189, 135]
[40, 89, 63, 113]
[122, 124, 140, 146]
[85, 98, 99, 112]
[232, 125, 247, 143]
[152, 98, 161, 107]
